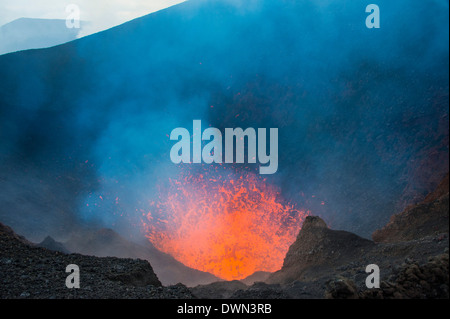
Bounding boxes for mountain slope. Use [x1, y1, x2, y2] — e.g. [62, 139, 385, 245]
[0, 222, 194, 299]
[373, 174, 449, 243]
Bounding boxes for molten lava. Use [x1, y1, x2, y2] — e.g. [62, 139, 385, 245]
[142, 166, 308, 281]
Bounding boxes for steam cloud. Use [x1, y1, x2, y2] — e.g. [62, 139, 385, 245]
[0, 0, 448, 242]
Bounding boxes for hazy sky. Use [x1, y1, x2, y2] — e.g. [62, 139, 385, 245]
[0, 0, 186, 33]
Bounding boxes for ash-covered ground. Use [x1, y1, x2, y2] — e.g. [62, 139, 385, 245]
[0, 223, 194, 299]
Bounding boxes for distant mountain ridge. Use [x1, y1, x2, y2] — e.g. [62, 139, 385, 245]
[0, 18, 85, 55]
[38, 236, 70, 254]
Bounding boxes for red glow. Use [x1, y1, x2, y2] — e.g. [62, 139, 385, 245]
[142, 167, 308, 281]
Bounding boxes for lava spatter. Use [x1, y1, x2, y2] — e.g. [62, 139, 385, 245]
[142, 166, 308, 280]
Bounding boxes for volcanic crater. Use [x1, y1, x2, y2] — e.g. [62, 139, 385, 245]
[1, 173, 448, 299]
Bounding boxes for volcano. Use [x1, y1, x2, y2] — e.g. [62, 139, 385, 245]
[0, 0, 448, 285]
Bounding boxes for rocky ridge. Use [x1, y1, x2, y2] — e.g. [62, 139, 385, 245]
[0, 222, 194, 299]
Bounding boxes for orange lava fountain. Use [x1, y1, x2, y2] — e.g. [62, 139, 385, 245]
[142, 167, 309, 281]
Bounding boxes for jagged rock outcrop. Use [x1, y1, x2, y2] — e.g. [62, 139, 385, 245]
[266, 184, 448, 298]
[267, 216, 375, 284]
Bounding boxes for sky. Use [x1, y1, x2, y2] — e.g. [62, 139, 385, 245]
[0, 0, 186, 34]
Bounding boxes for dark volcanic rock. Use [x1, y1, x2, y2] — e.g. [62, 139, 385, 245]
[231, 282, 291, 299]
[269, 175, 449, 291]
[360, 253, 449, 299]
[0, 222, 198, 299]
[325, 276, 359, 299]
[266, 211, 448, 298]
[191, 280, 247, 299]
[64, 228, 220, 287]
[240, 271, 272, 286]
[106, 261, 161, 287]
[373, 174, 449, 243]
[268, 216, 376, 284]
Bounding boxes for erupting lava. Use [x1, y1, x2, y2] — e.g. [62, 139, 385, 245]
[142, 166, 308, 281]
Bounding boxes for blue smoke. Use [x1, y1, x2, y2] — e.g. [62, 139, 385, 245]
[0, 0, 448, 240]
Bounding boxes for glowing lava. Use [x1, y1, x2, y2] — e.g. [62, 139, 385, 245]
[142, 167, 309, 281]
